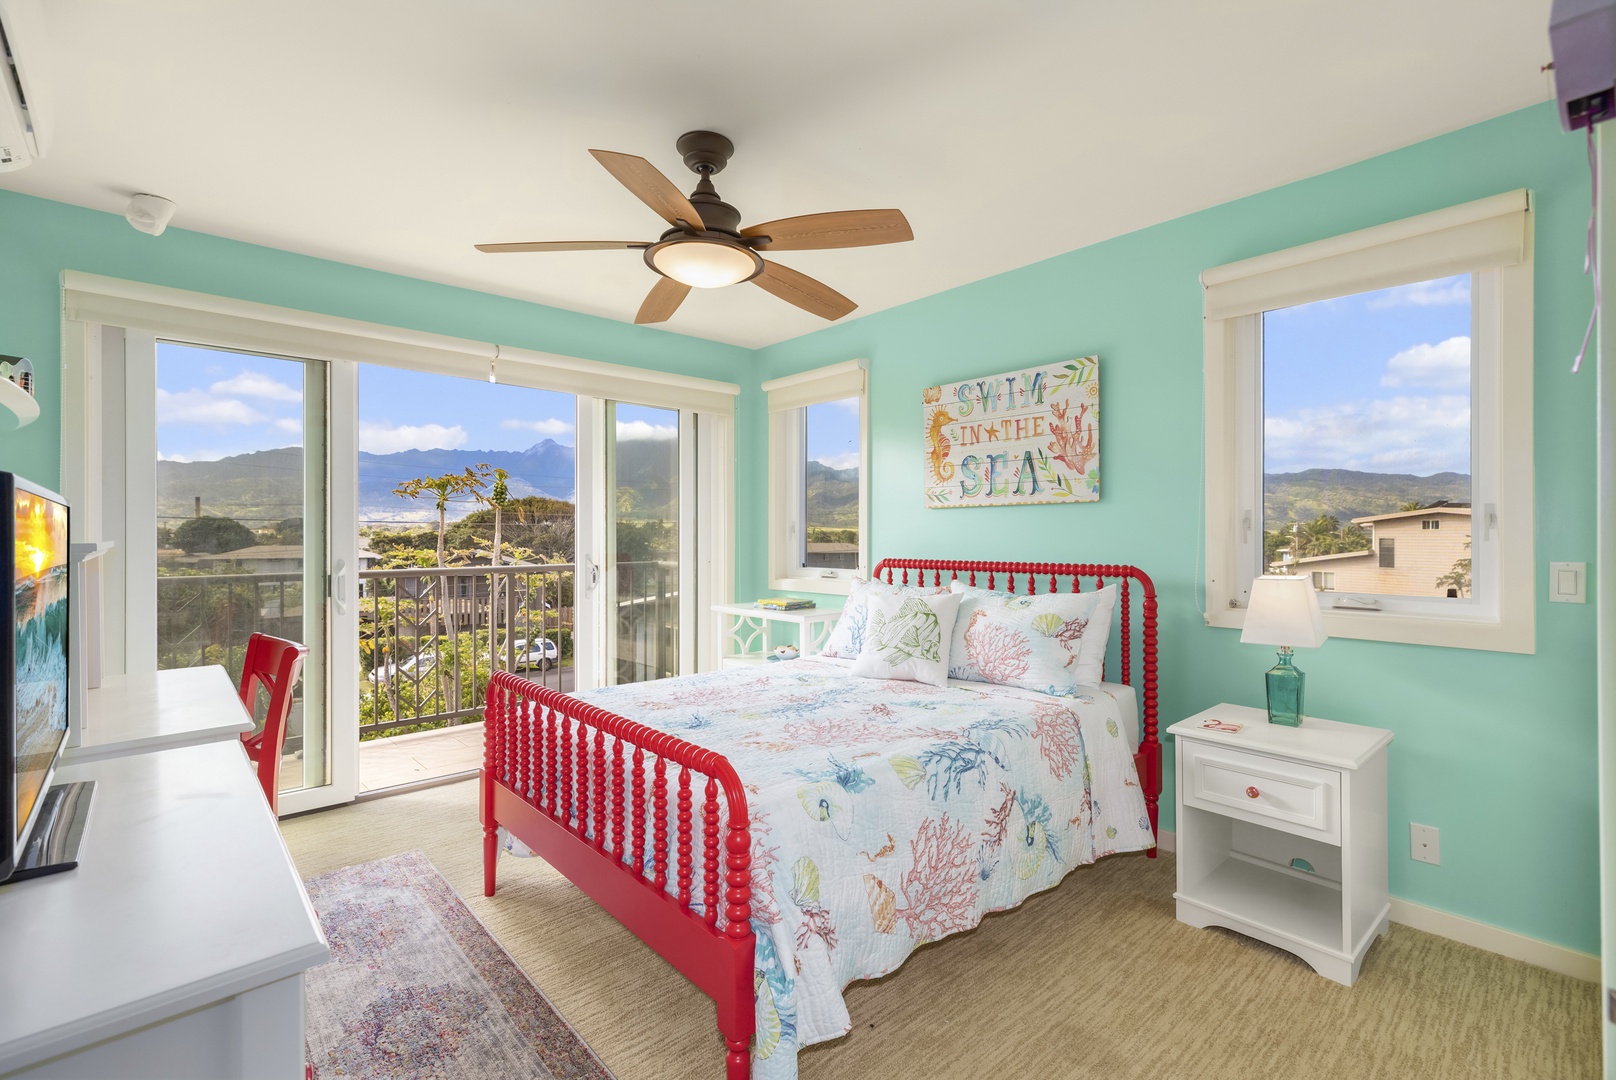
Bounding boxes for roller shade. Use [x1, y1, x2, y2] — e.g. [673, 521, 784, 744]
[762, 359, 867, 412]
[61, 272, 740, 414]
[1201, 190, 1529, 322]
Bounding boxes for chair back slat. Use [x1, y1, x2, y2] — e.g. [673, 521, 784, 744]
[237, 632, 308, 816]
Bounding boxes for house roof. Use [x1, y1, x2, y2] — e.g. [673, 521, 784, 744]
[0, 2, 1553, 349]
[199, 544, 304, 561]
[1293, 550, 1376, 566]
[1350, 506, 1473, 526]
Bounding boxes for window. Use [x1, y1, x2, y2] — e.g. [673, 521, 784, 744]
[1203, 192, 1535, 652]
[764, 360, 868, 592]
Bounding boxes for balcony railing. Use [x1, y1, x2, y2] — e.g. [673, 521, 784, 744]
[154, 559, 679, 743]
[359, 562, 575, 737]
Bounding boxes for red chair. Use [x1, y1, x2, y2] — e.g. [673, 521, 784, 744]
[237, 633, 309, 816]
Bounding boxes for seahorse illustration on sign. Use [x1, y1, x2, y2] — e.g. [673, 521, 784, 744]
[926, 408, 955, 483]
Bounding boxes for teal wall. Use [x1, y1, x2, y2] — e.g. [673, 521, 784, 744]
[0, 189, 751, 490]
[747, 103, 1600, 956]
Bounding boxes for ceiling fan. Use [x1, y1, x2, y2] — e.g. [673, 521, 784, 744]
[476, 130, 913, 325]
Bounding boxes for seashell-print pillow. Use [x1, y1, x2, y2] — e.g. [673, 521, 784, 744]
[947, 582, 1117, 694]
[849, 590, 964, 688]
[819, 578, 950, 659]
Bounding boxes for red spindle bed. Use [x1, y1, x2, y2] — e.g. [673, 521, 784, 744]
[481, 559, 1160, 1080]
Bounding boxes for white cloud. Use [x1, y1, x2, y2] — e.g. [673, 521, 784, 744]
[273, 418, 302, 435]
[156, 388, 268, 427]
[158, 449, 227, 463]
[501, 417, 575, 438]
[811, 452, 860, 471]
[615, 419, 678, 441]
[1380, 336, 1471, 390]
[358, 421, 467, 454]
[1264, 394, 1471, 475]
[208, 372, 302, 401]
[1367, 275, 1470, 309]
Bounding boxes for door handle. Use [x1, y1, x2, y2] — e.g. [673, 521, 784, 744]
[332, 558, 348, 616]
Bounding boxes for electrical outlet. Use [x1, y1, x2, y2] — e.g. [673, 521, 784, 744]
[1411, 823, 1440, 865]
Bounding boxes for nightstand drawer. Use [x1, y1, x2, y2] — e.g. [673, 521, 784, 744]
[1181, 741, 1341, 843]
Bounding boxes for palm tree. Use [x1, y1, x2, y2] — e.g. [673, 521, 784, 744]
[392, 468, 482, 717]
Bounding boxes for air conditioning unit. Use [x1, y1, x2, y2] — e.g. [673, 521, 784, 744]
[0, 0, 50, 171]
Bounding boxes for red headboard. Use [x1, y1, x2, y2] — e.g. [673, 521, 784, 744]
[870, 558, 1162, 849]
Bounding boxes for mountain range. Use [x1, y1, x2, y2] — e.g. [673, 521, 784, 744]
[1263, 468, 1471, 526]
[158, 438, 676, 528]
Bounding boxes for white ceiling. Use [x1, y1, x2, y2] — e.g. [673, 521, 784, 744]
[2, 1, 1554, 349]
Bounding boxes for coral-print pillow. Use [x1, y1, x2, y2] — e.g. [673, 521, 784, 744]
[947, 583, 1117, 694]
[850, 591, 964, 688]
[820, 578, 950, 659]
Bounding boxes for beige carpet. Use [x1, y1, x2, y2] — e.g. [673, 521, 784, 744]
[281, 780, 1599, 1080]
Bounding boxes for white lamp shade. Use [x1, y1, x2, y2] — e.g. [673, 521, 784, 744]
[649, 240, 759, 288]
[1240, 575, 1328, 648]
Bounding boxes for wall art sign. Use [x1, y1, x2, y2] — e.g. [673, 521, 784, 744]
[923, 356, 1099, 508]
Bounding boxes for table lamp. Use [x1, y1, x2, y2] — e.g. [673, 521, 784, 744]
[1240, 575, 1328, 726]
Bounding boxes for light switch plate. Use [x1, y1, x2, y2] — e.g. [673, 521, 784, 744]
[1549, 562, 1586, 604]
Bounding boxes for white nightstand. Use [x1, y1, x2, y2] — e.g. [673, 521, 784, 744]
[1170, 704, 1393, 986]
[712, 603, 844, 668]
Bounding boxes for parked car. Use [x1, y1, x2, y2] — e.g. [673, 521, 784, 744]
[512, 638, 559, 671]
[369, 648, 437, 683]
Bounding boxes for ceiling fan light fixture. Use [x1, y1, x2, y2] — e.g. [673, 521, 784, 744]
[646, 237, 762, 289]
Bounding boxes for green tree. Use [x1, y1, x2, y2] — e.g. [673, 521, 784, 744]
[271, 517, 303, 545]
[1436, 541, 1472, 597]
[174, 515, 255, 554]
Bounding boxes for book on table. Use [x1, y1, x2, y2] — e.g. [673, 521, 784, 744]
[755, 598, 815, 611]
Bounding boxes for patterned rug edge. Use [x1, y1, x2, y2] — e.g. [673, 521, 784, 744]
[303, 849, 616, 1080]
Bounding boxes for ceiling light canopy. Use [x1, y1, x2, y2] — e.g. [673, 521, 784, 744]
[645, 236, 763, 289]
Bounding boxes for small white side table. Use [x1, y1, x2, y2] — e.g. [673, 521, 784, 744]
[712, 603, 844, 668]
[1170, 703, 1393, 986]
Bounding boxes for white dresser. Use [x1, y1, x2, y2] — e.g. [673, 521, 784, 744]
[0, 740, 329, 1078]
[1170, 704, 1393, 986]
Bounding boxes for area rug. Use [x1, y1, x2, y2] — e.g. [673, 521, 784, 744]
[303, 850, 615, 1079]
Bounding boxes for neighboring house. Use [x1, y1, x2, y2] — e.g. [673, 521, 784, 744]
[805, 541, 859, 569]
[1292, 507, 1472, 596]
[194, 544, 306, 575]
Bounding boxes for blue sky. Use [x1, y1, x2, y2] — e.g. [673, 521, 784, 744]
[1263, 274, 1471, 476]
[805, 397, 860, 472]
[153, 345, 682, 461]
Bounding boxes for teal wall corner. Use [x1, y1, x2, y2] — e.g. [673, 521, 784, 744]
[748, 102, 1600, 955]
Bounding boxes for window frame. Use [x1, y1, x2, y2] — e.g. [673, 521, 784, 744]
[764, 359, 869, 595]
[1202, 192, 1535, 653]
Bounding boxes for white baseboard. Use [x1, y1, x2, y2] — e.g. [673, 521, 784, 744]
[1152, 828, 1596, 982]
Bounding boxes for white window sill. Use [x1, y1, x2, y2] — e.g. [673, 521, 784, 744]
[1204, 605, 1533, 654]
[770, 575, 857, 597]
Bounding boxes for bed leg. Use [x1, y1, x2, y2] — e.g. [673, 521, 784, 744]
[1146, 796, 1159, 860]
[482, 771, 499, 896]
[725, 1037, 749, 1080]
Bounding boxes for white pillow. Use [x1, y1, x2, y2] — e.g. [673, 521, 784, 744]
[949, 582, 1117, 692]
[820, 578, 950, 659]
[850, 590, 964, 689]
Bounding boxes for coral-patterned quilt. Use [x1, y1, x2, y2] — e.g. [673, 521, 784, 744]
[570, 658, 1154, 1080]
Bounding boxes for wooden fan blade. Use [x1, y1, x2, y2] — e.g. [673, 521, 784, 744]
[590, 150, 706, 231]
[753, 260, 857, 321]
[475, 241, 648, 253]
[741, 209, 912, 250]
[635, 277, 692, 324]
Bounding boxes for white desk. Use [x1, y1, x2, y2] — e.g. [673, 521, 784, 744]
[65, 666, 252, 765]
[713, 602, 845, 668]
[0, 741, 329, 1079]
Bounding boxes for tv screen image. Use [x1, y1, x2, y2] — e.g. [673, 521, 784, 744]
[12, 481, 69, 849]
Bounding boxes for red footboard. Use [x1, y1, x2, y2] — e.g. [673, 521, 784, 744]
[481, 674, 755, 1079]
[872, 559, 1162, 854]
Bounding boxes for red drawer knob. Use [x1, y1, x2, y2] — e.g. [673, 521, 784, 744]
[1245, 786, 1260, 799]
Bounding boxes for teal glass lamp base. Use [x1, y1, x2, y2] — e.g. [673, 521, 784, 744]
[1264, 649, 1305, 727]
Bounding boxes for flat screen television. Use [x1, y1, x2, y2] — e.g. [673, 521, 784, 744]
[2, 471, 82, 885]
